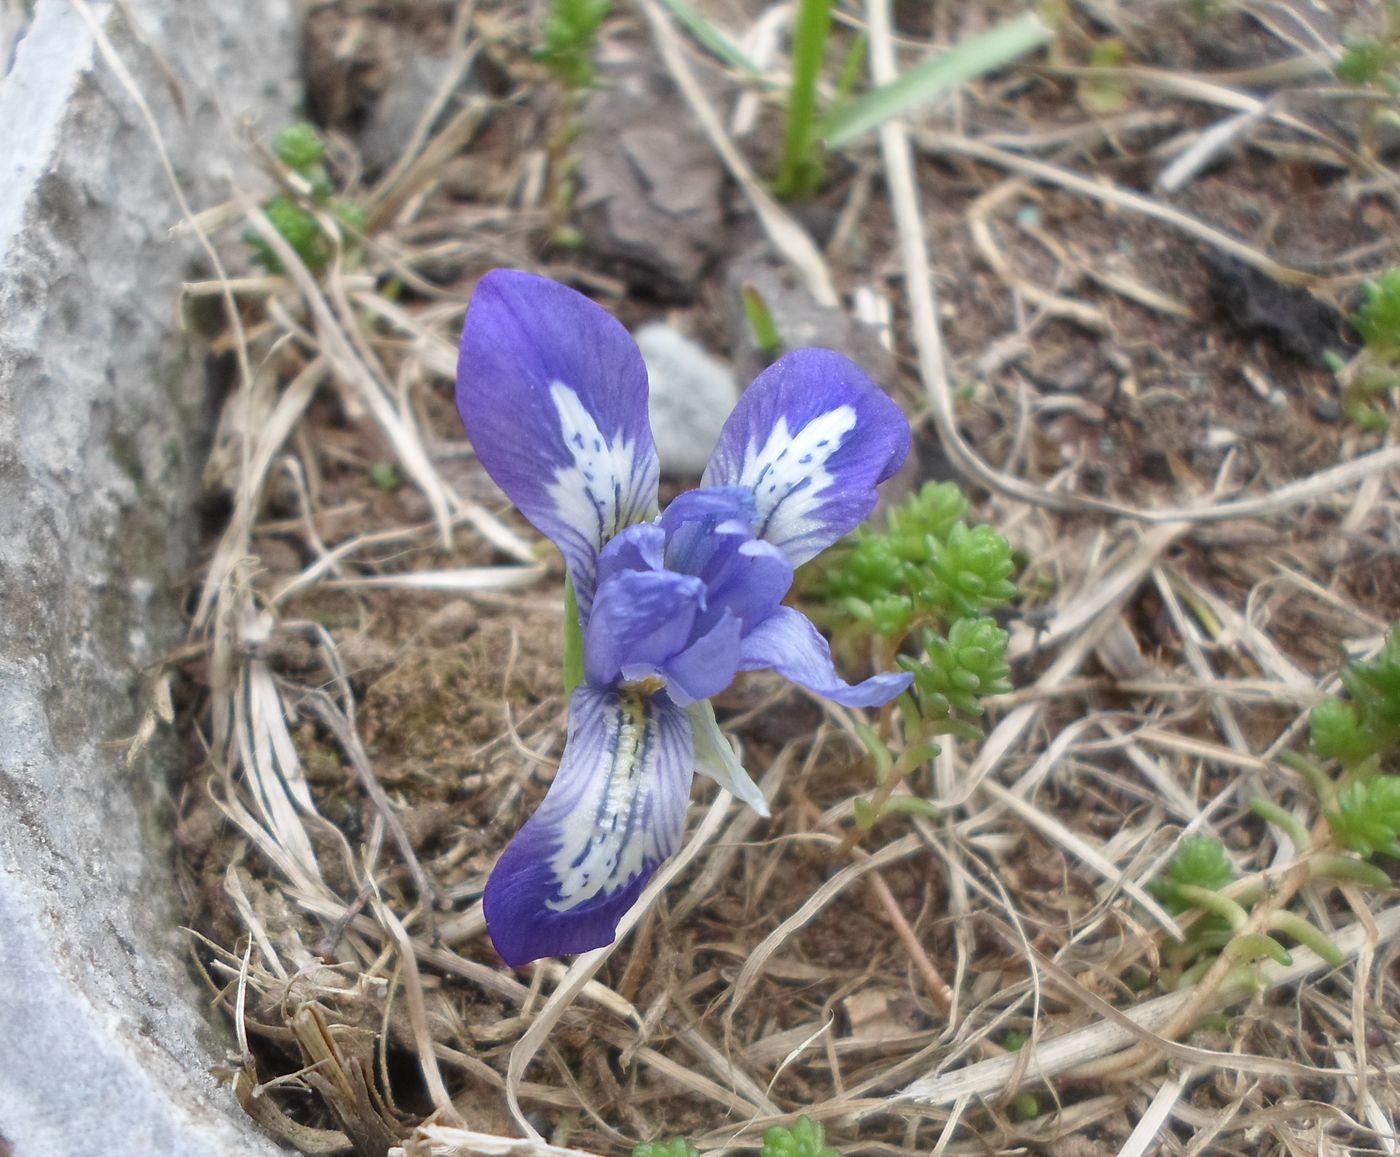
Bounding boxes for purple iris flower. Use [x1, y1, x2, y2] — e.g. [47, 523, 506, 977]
[456, 270, 913, 966]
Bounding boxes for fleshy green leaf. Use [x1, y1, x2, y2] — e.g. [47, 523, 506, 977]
[633, 1140, 699, 1157]
[762, 1117, 841, 1157]
[1327, 776, 1400, 859]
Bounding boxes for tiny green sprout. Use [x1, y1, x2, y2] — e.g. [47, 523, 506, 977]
[1154, 835, 1234, 914]
[902, 616, 1011, 725]
[762, 1117, 840, 1157]
[775, 0, 835, 200]
[1010, 1092, 1041, 1121]
[1351, 270, 1400, 355]
[1340, 630, 1400, 754]
[247, 123, 364, 275]
[632, 1139, 699, 1157]
[1327, 776, 1400, 859]
[742, 284, 784, 358]
[535, 0, 612, 88]
[1336, 37, 1400, 90]
[273, 122, 328, 176]
[1001, 1029, 1028, 1051]
[247, 195, 329, 273]
[333, 200, 367, 238]
[369, 462, 399, 492]
[1310, 698, 1378, 767]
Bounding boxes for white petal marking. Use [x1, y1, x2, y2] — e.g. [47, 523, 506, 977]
[739, 405, 857, 549]
[548, 691, 682, 910]
[545, 382, 654, 549]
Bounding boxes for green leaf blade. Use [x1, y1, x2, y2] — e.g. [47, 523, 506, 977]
[824, 13, 1052, 148]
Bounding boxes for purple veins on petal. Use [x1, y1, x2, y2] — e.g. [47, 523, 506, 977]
[483, 687, 695, 967]
[456, 269, 660, 615]
[702, 349, 911, 568]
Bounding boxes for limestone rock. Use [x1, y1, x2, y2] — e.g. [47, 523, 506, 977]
[0, 3, 297, 1154]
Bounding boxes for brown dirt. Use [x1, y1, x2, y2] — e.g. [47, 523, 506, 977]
[172, 1, 1400, 1154]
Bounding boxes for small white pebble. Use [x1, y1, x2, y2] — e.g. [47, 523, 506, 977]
[635, 322, 740, 478]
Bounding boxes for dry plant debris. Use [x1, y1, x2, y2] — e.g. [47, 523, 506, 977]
[171, 1, 1400, 1155]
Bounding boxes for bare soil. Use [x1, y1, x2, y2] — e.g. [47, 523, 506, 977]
[173, 1, 1400, 1155]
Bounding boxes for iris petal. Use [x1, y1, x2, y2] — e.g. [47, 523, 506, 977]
[661, 611, 743, 706]
[702, 350, 910, 567]
[585, 569, 706, 689]
[457, 270, 661, 615]
[689, 700, 769, 817]
[739, 606, 913, 707]
[483, 687, 694, 966]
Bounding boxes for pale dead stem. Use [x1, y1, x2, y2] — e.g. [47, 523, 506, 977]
[883, 903, 1400, 1109]
[160, 0, 1400, 1149]
[828, 0, 1400, 1144]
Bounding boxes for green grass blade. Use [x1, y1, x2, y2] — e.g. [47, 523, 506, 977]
[823, 13, 1051, 148]
[775, 0, 835, 199]
[655, 0, 765, 78]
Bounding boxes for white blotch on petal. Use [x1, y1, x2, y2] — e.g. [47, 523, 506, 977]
[546, 382, 654, 548]
[548, 692, 681, 910]
[739, 405, 856, 549]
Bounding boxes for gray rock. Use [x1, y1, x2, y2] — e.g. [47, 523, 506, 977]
[635, 322, 739, 477]
[574, 51, 729, 301]
[723, 242, 901, 389]
[0, 2, 296, 1155]
[357, 50, 457, 177]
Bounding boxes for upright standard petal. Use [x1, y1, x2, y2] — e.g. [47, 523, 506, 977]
[702, 350, 910, 568]
[483, 687, 694, 966]
[740, 606, 913, 708]
[458, 270, 661, 613]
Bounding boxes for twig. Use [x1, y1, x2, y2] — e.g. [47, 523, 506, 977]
[865, 870, 954, 1015]
[881, 903, 1400, 1109]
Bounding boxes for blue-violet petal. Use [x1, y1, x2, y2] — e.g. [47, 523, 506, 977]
[702, 349, 910, 568]
[457, 270, 661, 616]
[739, 606, 913, 707]
[483, 687, 694, 965]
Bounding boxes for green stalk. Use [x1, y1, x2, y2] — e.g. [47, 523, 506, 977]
[1248, 797, 1312, 851]
[776, 0, 834, 200]
[1309, 854, 1393, 889]
[563, 574, 585, 695]
[1172, 884, 1249, 931]
[1224, 933, 1292, 967]
[1268, 911, 1345, 968]
[741, 284, 784, 357]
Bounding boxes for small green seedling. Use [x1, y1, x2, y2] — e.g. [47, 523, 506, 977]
[535, 0, 612, 88]
[1335, 269, 1400, 428]
[774, 9, 1051, 200]
[245, 123, 364, 275]
[1157, 627, 1400, 993]
[805, 482, 1018, 841]
[762, 1117, 841, 1157]
[632, 1139, 700, 1157]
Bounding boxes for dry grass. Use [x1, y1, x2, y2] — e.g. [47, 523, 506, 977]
[164, 1, 1400, 1155]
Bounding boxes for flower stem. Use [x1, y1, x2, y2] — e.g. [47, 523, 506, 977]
[775, 0, 833, 199]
